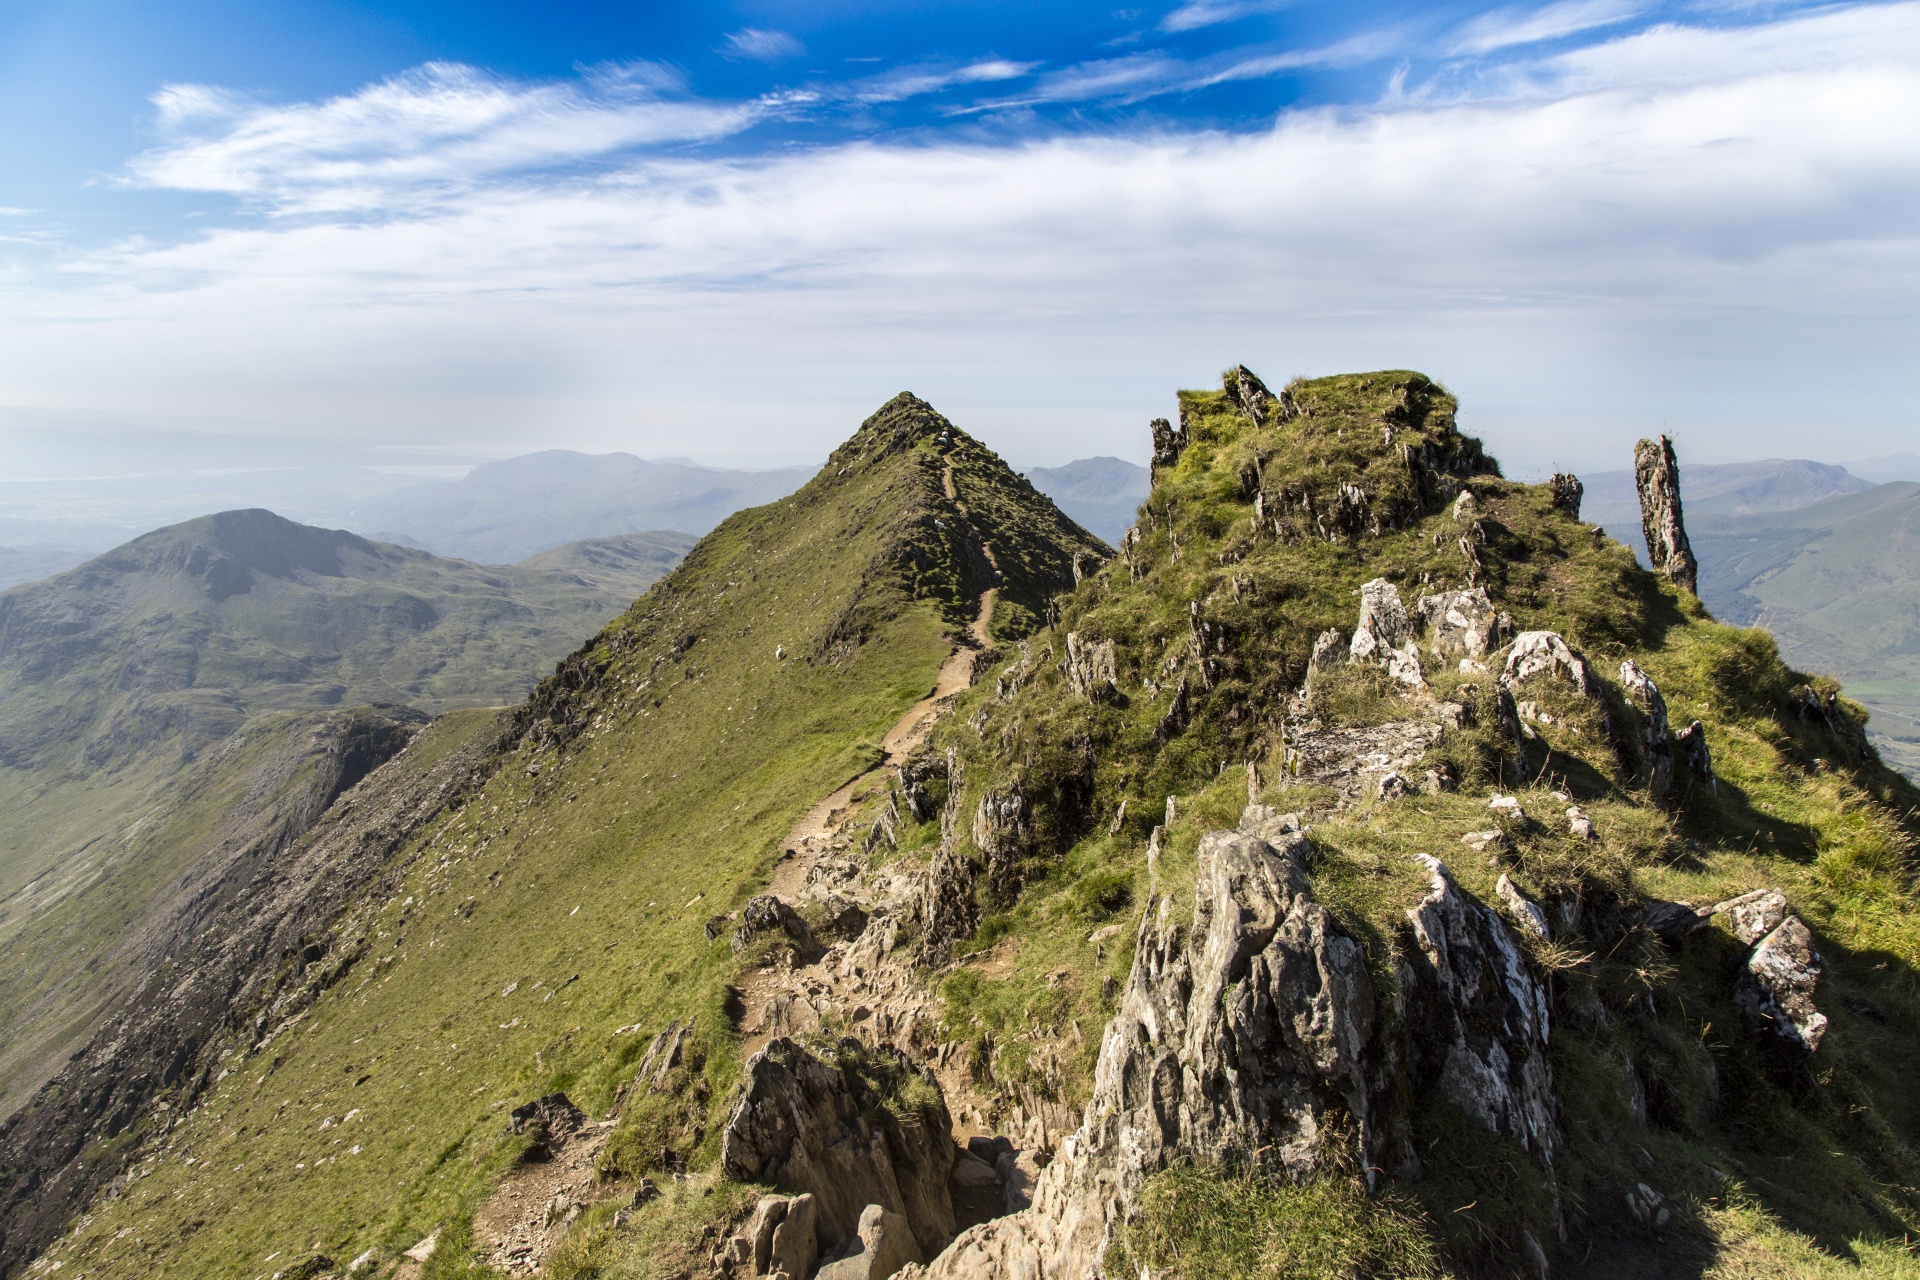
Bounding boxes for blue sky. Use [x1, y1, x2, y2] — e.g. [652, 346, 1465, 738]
[1, 0, 1916, 470]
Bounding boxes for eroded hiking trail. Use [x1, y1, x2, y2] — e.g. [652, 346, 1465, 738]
[768, 458, 998, 899]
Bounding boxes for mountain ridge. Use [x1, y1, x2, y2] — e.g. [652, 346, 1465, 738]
[11, 375, 1920, 1280]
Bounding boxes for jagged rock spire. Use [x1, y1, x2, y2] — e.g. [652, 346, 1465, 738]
[1634, 436, 1698, 595]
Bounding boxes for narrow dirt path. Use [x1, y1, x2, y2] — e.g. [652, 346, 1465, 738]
[766, 457, 996, 899]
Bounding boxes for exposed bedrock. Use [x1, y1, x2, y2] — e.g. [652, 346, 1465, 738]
[1634, 435, 1699, 596]
[908, 825, 1555, 1279]
[721, 1038, 957, 1265]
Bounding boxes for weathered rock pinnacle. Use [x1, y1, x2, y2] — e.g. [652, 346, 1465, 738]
[1634, 436, 1698, 595]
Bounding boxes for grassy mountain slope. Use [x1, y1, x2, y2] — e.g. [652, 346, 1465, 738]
[22, 394, 1101, 1278]
[1689, 483, 1920, 779]
[347, 451, 812, 563]
[0, 515, 685, 1119]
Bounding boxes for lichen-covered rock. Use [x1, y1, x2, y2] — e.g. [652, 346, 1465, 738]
[1349, 578, 1413, 662]
[1063, 633, 1117, 701]
[721, 1038, 957, 1260]
[1735, 916, 1827, 1054]
[1635, 435, 1699, 595]
[1714, 889, 1788, 945]
[1416, 587, 1498, 661]
[1618, 660, 1675, 796]
[1496, 874, 1551, 940]
[1503, 631, 1600, 698]
[1402, 857, 1557, 1159]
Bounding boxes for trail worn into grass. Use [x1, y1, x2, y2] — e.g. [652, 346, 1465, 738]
[769, 456, 997, 898]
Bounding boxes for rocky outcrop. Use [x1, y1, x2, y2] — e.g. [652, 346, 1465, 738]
[734, 895, 821, 958]
[1062, 632, 1117, 701]
[1225, 364, 1276, 424]
[1735, 916, 1827, 1055]
[1416, 587, 1500, 665]
[1634, 436, 1699, 595]
[1148, 418, 1187, 478]
[1504, 630, 1601, 698]
[721, 1039, 957, 1262]
[1674, 719, 1716, 791]
[1349, 578, 1425, 688]
[1279, 719, 1445, 801]
[1349, 578, 1413, 661]
[1548, 473, 1584, 519]
[971, 789, 1031, 895]
[1402, 857, 1558, 1160]
[1618, 660, 1674, 796]
[718, 1193, 823, 1280]
[816, 1204, 922, 1280]
[508, 1093, 587, 1162]
[907, 827, 1558, 1279]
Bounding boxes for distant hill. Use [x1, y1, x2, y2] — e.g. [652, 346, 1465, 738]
[0, 546, 89, 592]
[0, 511, 689, 1118]
[1026, 455, 1147, 543]
[345, 449, 813, 562]
[1689, 483, 1920, 778]
[1844, 451, 1920, 485]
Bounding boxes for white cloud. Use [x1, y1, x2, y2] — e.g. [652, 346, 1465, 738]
[1515, 1, 1920, 91]
[848, 58, 1037, 104]
[1452, 0, 1641, 54]
[127, 63, 759, 215]
[4, 6, 1918, 467]
[1159, 0, 1294, 34]
[721, 29, 805, 62]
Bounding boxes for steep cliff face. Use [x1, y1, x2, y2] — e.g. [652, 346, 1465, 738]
[25, 374, 1920, 1280]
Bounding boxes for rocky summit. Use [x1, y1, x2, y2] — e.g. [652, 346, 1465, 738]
[8, 373, 1920, 1280]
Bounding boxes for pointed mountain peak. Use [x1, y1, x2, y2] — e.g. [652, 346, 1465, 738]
[829, 392, 974, 470]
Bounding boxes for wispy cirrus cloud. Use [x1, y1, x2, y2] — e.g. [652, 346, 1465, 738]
[720, 29, 805, 62]
[1450, 0, 1641, 54]
[1158, 0, 1295, 34]
[969, 31, 1401, 109]
[846, 58, 1037, 104]
[126, 62, 761, 214]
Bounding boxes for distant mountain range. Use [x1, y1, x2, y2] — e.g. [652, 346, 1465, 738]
[1580, 457, 1874, 558]
[343, 450, 814, 563]
[1689, 484, 1920, 779]
[1570, 455, 1920, 780]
